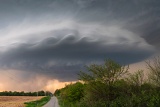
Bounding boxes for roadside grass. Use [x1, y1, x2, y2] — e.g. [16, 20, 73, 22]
[24, 96, 51, 107]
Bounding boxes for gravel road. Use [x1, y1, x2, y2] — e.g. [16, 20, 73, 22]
[43, 96, 59, 107]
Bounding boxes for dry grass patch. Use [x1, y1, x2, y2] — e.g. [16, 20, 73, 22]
[0, 96, 44, 107]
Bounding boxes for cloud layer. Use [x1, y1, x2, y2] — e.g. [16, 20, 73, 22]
[0, 0, 159, 83]
[0, 21, 155, 81]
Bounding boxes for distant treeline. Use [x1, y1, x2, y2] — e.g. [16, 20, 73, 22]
[0, 90, 52, 96]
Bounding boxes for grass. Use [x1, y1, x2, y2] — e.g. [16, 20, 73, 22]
[24, 96, 51, 107]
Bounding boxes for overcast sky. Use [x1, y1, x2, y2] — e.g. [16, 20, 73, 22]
[0, 0, 160, 92]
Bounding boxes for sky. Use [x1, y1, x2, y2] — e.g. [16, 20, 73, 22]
[0, 0, 160, 92]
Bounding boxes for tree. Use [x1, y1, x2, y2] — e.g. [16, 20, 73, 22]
[54, 89, 61, 96]
[146, 56, 160, 86]
[78, 59, 129, 105]
[126, 70, 144, 87]
[125, 70, 145, 93]
[38, 90, 45, 96]
[60, 82, 84, 103]
[79, 59, 129, 85]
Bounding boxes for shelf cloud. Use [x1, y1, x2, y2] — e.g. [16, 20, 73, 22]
[0, 0, 159, 87]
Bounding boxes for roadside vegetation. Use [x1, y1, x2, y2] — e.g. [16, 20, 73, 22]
[25, 96, 51, 107]
[54, 58, 160, 107]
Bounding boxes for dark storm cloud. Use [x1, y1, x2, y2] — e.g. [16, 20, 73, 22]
[0, 29, 154, 81]
[0, 0, 159, 81]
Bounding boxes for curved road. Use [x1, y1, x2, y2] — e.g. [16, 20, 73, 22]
[43, 96, 59, 107]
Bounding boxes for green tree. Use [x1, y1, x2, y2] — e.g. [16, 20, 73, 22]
[146, 56, 160, 86]
[79, 59, 129, 85]
[54, 89, 61, 96]
[60, 82, 84, 103]
[79, 59, 129, 105]
[126, 70, 144, 86]
[125, 70, 145, 93]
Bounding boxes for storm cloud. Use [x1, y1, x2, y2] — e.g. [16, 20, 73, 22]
[0, 0, 159, 82]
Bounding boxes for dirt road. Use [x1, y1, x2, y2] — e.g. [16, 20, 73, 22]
[43, 96, 59, 107]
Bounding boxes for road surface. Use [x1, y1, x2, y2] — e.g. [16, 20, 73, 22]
[43, 96, 59, 107]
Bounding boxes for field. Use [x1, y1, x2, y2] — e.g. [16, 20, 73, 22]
[0, 96, 44, 107]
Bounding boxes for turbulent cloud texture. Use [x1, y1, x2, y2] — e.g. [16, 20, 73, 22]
[0, 0, 159, 84]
